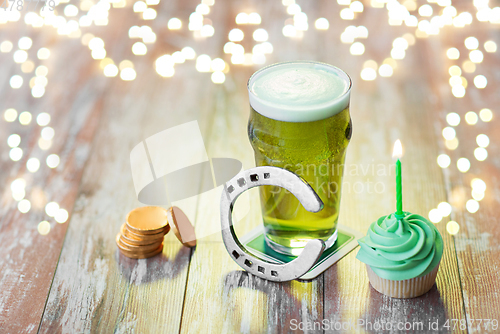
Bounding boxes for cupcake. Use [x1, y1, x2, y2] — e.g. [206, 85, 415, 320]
[356, 212, 443, 298]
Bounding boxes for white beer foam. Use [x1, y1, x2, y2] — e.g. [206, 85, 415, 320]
[248, 61, 351, 122]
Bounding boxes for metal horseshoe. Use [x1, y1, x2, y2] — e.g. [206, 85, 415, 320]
[220, 166, 326, 282]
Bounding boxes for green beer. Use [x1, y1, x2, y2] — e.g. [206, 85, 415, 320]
[247, 61, 352, 255]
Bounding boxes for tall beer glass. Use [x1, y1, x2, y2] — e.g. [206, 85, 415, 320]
[247, 61, 352, 255]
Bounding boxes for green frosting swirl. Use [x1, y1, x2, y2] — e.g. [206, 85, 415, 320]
[356, 212, 443, 281]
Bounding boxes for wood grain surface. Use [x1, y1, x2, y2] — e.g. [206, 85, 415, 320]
[0, 0, 499, 333]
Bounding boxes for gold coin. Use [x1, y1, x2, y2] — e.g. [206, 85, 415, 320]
[119, 235, 163, 252]
[120, 224, 167, 245]
[126, 206, 169, 235]
[116, 233, 162, 253]
[123, 223, 169, 238]
[117, 243, 163, 257]
[118, 244, 164, 259]
[167, 206, 196, 247]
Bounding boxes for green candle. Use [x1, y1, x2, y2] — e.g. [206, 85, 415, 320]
[396, 159, 403, 216]
[393, 140, 403, 217]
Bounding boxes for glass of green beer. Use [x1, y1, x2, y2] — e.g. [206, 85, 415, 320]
[247, 61, 352, 256]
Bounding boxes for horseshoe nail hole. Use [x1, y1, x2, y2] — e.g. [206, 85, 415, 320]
[258, 266, 265, 274]
[250, 174, 259, 182]
[227, 185, 234, 193]
[237, 178, 246, 187]
[232, 251, 240, 259]
[271, 270, 278, 277]
[244, 259, 253, 267]
[264, 173, 270, 179]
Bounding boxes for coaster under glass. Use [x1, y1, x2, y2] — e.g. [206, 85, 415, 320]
[240, 224, 363, 280]
[264, 230, 339, 256]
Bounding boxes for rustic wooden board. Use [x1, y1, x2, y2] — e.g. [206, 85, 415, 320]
[37, 63, 213, 332]
[315, 4, 466, 333]
[38, 0, 233, 329]
[430, 24, 500, 334]
[0, 28, 108, 333]
[1, 0, 499, 333]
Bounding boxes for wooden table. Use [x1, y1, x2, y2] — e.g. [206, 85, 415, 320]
[1, 0, 499, 332]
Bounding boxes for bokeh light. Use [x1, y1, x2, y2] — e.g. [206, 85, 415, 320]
[451, 85, 465, 98]
[484, 41, 497, 53]
[340, 8, 354, 20]
[45, 202, 60, 217]
[211, 71, 225, 84]
[469, 50, 484, 63]
[168, 18, 182, 30]
[55, 209, 69, 223]
[442, 127, 456, 140]
[18, 37, 33, 50]
[476, 134, 489, 148]
[196, 54, 211, 72]
[446, 221, 459, 235]
[350, 42, 365, 55]
[457, 158, 470, 173]
[228, 29, 244, 42]
[464, 36, 479, 50]
[38, 221, 51, 235]
[18, 199, 31, 213]
[46, 154, 60, 168]
[446, 112, 460, 126]
[120, 68, 137, 81]
[253, 29, 268, 42]
[471, 178, 486, 192]
[315, 18, 329, 30]
[445, 138, 459, 150]
[7, 134, 21, 148]
[4, 108, 18, 122]
[466, 199, 479, 213]
[474, 75, 487, 89]
[182, 47, 196, 59]
[19, 111, 32, 125]
[10, 75, 23, 89]
[132, 42, 147, 55]
[0, 41, 13, 53]
[27, 158, 41, 173]
[13, 50, 28, 63]
[378, 64, 393, 77]
[437, 154, 451, 168]
[465, 111, 478, 125]
[448, 66, 461, 77]
[360, 68, 376, 81]
[474, 147, 488, 161]
[36, 112, 50, 126]
[10, 148, 23, 162]
[446, 48, 459, 59]
[437, 202, 452, 217]
[462, 61, 476, 73]
[428, 209, 442, 223]
[41, 127, 55, 140]
[479, 108, 493, 122]
[419, 4, 433, 16]
[104, 64, 119, 77]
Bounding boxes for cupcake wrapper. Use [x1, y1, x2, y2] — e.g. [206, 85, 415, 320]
[366, 262, 440, 299]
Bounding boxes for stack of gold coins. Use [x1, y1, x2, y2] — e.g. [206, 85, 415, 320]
[116, 206, 170, 259]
